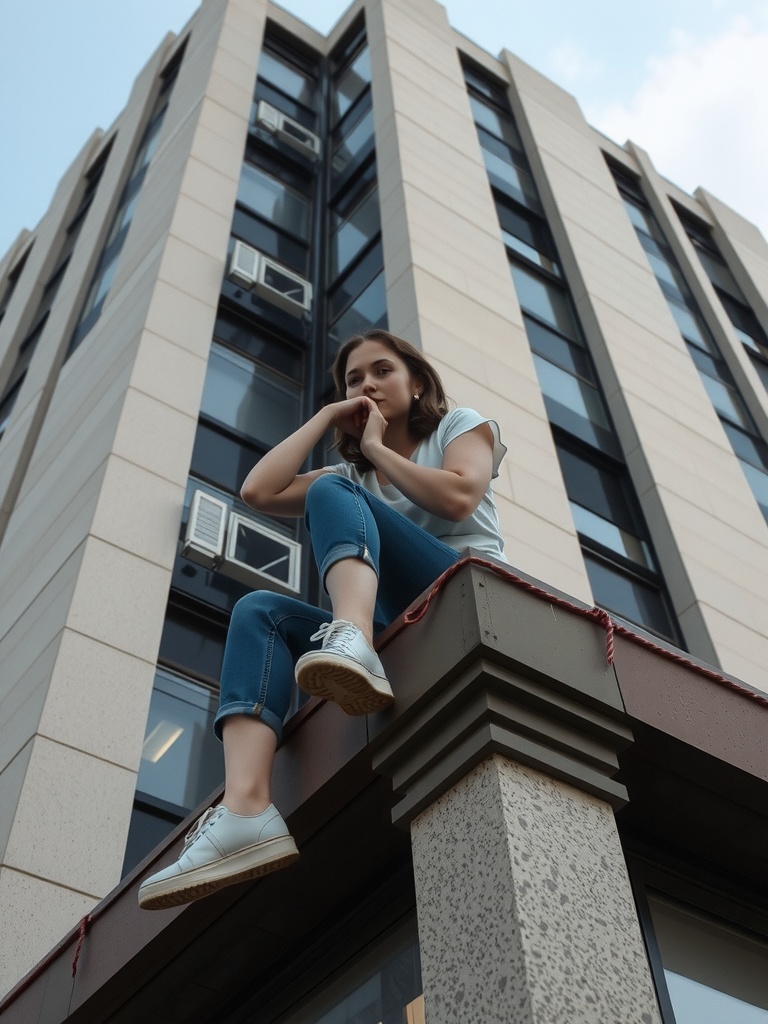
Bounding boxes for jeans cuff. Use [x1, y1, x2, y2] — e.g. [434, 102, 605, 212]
[318, 542, 379, 593]
[214, 701, 283, 744]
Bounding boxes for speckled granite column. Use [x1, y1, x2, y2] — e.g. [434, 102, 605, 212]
[411, 755, 661, 1024]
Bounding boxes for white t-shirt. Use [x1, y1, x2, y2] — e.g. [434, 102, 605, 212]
[325, 408, 508, 561]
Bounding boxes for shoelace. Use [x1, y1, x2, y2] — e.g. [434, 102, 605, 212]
[309, 619, 358, 649]
[182, 805, 223, 852]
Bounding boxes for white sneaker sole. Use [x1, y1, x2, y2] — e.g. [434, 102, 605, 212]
[138, 835, 299, 910]
[295, 652, 395, 715]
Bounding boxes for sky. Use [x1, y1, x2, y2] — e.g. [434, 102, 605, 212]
[1, 0, 767, 259]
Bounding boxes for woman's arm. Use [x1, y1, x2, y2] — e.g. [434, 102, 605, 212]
[240, 398, 371, 516]
[361, 407, 496, 522]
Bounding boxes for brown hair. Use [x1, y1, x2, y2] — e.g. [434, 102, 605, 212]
[330, 329, 450, 469]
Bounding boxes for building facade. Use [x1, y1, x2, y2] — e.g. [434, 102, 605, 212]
[0, 0, 766, 1020]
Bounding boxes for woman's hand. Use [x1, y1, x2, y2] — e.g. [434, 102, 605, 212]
[327, 396, 387, 444]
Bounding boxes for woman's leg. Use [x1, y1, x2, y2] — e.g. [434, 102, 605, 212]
[139, 592, 329, 910]
[304, 472, 459, 629]
[296, 474, 458, 712]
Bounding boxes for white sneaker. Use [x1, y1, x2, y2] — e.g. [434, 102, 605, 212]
[138, 804, 298, 910]
[295, 619, 395, 715]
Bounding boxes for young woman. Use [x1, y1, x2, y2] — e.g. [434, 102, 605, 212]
[139, 329, 507, 910]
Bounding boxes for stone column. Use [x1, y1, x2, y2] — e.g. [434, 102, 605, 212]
[411, 756, 659, 1023]
[372, 562, 662, 1023]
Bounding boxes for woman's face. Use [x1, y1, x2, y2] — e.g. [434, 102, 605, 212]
[343, 340, 420, 423]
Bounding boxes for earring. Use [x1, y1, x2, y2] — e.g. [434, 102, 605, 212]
[413, 393, 420, 401]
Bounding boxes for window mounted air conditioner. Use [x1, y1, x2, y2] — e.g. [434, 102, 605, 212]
[255, 100, 320, 160]
[228, 240, 260, 287]
[255, 257, 312, 317]
[255, 100, 281, 133]
[227, 241, 311, 318]
[181, 490, 301, 595]
[224, 513, 301, 595]
[181, 490, 229, 568]
[276, 115, 320, 160]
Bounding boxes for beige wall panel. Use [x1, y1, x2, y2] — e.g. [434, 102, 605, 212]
[66, 537, 170, 661]
[168, 193, 231, 264]
[197, 94, 252, 150]
[376, 115, 493, 224]
[0, 866, 96, 999]
[0, 545, 83, 687]
[0, 465, 104, 634]
[142, 279, 220, 358]
[130, 331, 208, 416]
[5, 736, 135, 893]
[689, 605, 768, 693]
[10, 343, 134, 504]
[0, 675, 49, 779]
[697, 188, 768, 299]
[0, 742, 33, 856]
[38, 629, 154, 771]
[180, 153, 245, 221]
[156, 232, 230, 305]
[90, 457, 184, 570]
[0, 392, 41, 518]
[111, 389, 197, 485]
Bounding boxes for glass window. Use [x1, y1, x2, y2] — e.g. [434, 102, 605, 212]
[200, 343, 302, 449]
[584, 554, 677, 640]
[570, 501, 651, 567]
[722, 422, 768, 471]
[332, 46, 371, 124]
[497, 200, 559, 274]
[697, 247, 742, 298]
[332, 106, 375, 183]
[328, 271, 387, 353]
[739, 460, 768, 520]
[510, 262, 578, 339]
[331, 186, 380, 278]
[479, 135, 540, 209]
[622, 196, 657, 239]
[747, 352, 768, 394]
[557, 447, 639, 535]
[469, 94, 524, 151]
[237, 164, 310, 241]
[214, 310, 303, 379]
[274, 921, 422, 1024]
[0, 376, 24, 438]
[525, 318, 592, 378]
[667, 299, 713, 351]
[699, 373, 752, 430]
[158, 602, 228, 682]
[533, 354, 611, 433]
[258, 50, 316, 108]
[136, 669, 224, 812]
[648, 894, 768, 1024]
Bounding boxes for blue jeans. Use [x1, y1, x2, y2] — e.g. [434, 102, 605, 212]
[214, 474, 460, 742]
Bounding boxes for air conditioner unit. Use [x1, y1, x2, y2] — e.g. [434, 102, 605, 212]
[224, 514, 301, 595]
[181, 490, 302, 595]
[256, 257, 312, 317]
[228, 240, 260, 287]
[255, 101, 320, 160]
[276, 115, 320, 160]
[255, 99, 281, 134]
[181, 490, 229, 568]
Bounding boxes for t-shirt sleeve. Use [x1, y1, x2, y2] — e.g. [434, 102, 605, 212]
[440, 408, 507, 478]
[322, 462, 352, 479]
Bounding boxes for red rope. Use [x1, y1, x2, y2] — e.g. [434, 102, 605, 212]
[71, 914, 92, 978]
[393, 556, 768, 710]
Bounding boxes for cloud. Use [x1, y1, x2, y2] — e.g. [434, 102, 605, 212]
[546, 41, 605, 85]
[587, 14, 768, 242]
